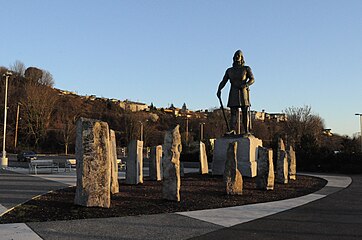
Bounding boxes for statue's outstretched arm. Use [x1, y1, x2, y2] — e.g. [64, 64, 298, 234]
[217, 71, 229, 98]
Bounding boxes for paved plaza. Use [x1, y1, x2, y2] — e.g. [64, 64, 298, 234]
[0, 168, 360, 240]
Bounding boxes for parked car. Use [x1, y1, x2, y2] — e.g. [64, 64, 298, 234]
[17, 151, 37, 162]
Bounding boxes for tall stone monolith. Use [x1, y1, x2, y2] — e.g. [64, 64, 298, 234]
[276, 138, 288, 184]
[287, 145, 297, 180]
[224, 141, 243, 195]
[109, 130, 119, 193]
[74, 118, 111, 208]
[126, 140, 143, 184]
[162, 125, 182, 202]
[149, 145, 163, 181]
[256, 146, 274, 190]
[199, 141, 209, 174]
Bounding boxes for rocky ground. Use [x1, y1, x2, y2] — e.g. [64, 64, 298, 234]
[0, 173, 326, 223]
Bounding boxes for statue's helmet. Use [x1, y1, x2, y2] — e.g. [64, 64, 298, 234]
[233, 50, 245, 65]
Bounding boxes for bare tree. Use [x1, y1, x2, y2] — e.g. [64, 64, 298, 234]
[39, 70, 54, 87]
[9, 60, 26, 77]
[59, 106, 79, 155]
[21, 81, 58, 148]
[284, 105, 325, 145]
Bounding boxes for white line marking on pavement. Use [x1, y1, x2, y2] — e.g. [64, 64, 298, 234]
[0, 223, 43, 240]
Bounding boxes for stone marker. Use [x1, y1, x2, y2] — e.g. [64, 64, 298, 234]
[256, 146, 274, 190]
[287, 145, 297, 180]
[212, 135, 262, 177]
[276, 138, 288, 184]
[224, 141, 243, 195]
[149, 145, 163, 181]
[126, 140, 143, 184]
[74, 118, 111, 208]
[162, 125, 182, 202]
[109, 129, 119, 194]
[199, 141, 209, 174]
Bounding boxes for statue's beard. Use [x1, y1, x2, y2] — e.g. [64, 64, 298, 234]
[233, 60, 244, 67]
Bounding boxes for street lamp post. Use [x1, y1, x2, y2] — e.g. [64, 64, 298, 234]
[355, 113, 362, 152]
[1, 71, 12, 168]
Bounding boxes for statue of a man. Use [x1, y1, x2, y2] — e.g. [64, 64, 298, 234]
[217, 50, 255, 134]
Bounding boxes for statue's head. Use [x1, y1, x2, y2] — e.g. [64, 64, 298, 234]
[233, 50, 245, 66]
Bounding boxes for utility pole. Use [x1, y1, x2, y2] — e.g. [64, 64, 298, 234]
[139, 121, 143, 142]
[186, 117, 189, 145]
[14, 102, 21, 149]
[200, 122, 205, 141]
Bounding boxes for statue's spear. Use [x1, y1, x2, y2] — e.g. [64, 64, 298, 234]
[218, 96, 230, 132]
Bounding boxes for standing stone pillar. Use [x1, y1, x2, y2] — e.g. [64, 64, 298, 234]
[74, 118, 111, 208]
[287, 145, 297, 180]
[199, 141, 209, 174]
[126, 140, 143, 184]
[276, 138, 288, 184]
[109, 130, 119, 194]
[224, 141, 243, 195]
[162, 125, 182, 202]
[256, 147, 274, 190]
[149, 145, 163, 181]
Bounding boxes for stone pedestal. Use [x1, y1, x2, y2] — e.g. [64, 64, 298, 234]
[212, 135, 262, 177]
[109, 130, 119, 194]
[74, 118, 111, 208]
[162, 125, 182, 202]
[256, 147, 274, 190]
[276, 138, 288, 184]
[149, 145, 163, 181]
[224, 141, 243, 195]
[199, 141, 208, 174]
[287, 145, 297, 180]
[126, 140, 143, 185]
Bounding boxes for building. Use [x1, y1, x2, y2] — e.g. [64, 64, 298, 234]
[120, 99, 149, 112]
[252, 110, 287, 122]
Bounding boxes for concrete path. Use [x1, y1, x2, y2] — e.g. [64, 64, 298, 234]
[0, 169, 357, 240]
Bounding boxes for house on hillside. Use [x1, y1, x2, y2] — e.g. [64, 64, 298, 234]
[119, 99, 149, 112]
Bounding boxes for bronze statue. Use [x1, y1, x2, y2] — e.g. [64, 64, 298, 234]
[217, 50, 255, 134]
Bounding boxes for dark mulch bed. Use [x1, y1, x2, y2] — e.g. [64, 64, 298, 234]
[0, 173, 326, 223]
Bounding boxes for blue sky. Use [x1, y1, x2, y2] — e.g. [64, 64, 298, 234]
[1, 0, 362, 136]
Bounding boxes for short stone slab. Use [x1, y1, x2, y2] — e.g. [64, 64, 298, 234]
[109, 129, 119, 194]
[149, 145, 163, 181]
[74, 118, 111, 208]
[212, 135, 262, 177]
[256, 146, 274, 190]
[199, 141, 209, 174]
[287, 145, 297, 180]
[276, 138, 288, 184]
[162, 125, 182, 202]
[224, 141, 243, 195]
[126, 140, 143, 185]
